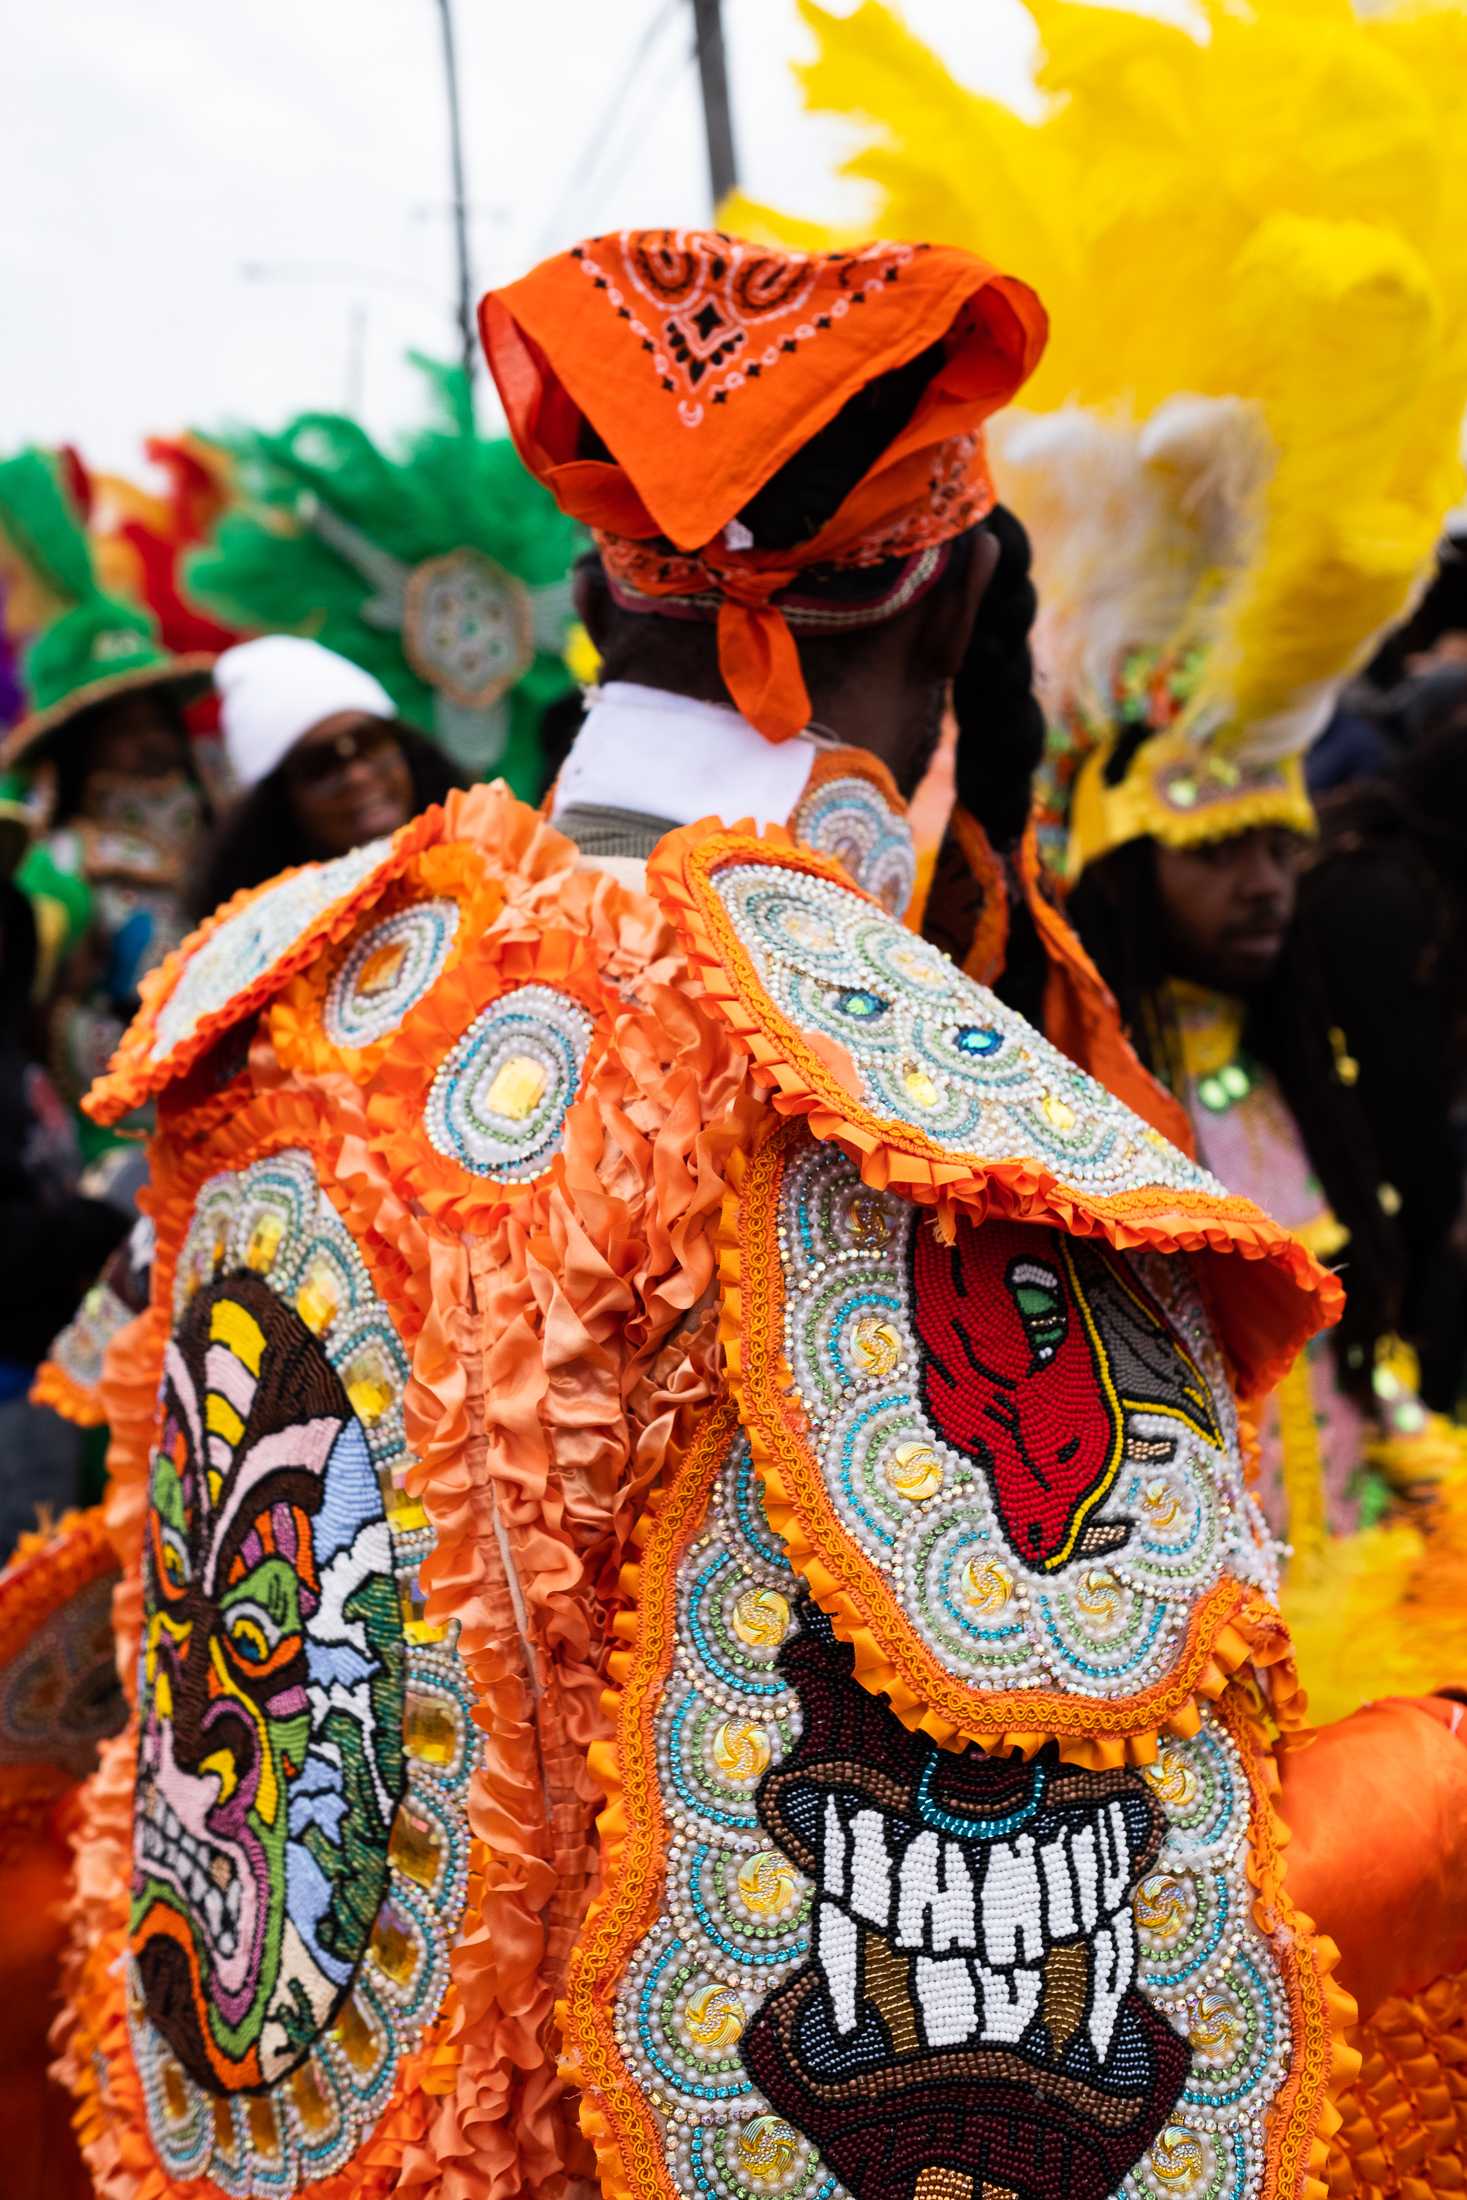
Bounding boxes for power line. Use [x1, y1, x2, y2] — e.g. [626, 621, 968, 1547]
[535, 0, 683, 253]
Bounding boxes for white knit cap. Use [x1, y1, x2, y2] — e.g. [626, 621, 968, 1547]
[216, 636, 396, 791]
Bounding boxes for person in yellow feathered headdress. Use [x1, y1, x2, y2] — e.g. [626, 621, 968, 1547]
[736, 0, 1467, 1684]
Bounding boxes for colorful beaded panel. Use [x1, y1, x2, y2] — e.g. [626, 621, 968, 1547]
[727, 1131, 1278, 1745]
[129, 1149, 474, 2196]
[569, 1418, 1296, 2200]
[711, 859, 1215, 1204]
[149, 838, 395, 1065]
[323, 897, 461, 1049]
[791, 775, 917, 920]
[424, 980, 594, 1180]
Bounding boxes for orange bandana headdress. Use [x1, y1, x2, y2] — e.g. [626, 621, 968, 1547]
[480, 229, 1046, 740]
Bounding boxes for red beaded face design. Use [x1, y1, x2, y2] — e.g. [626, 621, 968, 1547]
[910, 1218, 1224, 1574]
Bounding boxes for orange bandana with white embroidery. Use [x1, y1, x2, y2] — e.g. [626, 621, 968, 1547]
[480, 229, 1046, 741]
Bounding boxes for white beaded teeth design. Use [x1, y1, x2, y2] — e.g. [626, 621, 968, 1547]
[150, 838, 396, 1063]
[774, 1141, 1278, 1704]
[610, 1430, 1291, 2200]
[423, 981, 594, 1181]
[133, 1149, 476, 2197]
[713, 860, 1222, 1201]
[323, 898, 461, 1050]
[791, 776, 918, 920]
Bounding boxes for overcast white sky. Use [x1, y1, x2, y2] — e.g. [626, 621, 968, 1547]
[0, 0, 1042, 474]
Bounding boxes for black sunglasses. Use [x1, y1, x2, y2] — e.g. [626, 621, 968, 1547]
[284, 720, 400, 793]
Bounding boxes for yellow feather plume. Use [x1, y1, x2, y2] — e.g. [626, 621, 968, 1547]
[736, 0, 1467, 758]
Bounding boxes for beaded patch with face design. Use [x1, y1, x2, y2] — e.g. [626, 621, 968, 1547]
[724, 1131, 1275, 1740]
[565, 1415, 1303, 2200]
[129, 1150, 474, 2194]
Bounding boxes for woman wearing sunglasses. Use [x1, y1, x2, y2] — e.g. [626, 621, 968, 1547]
[191, 635, 465, 919]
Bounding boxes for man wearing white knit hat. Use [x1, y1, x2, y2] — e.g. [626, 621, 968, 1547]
[196, 635, 461, 914]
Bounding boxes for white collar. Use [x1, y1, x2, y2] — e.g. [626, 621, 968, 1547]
[551, 682, 818, 834]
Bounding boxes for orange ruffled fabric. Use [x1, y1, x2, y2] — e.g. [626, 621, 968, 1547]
[29, 1354, 108, 1428]
[0, 1510, 121, 2200]
[84, 798, 451, 1127]
[55, 780, 767, 2200]
[1328, 1975, 1467, 2199]
[1278, 1696, 1467, 2025]
[649, 814, 1341, 1402]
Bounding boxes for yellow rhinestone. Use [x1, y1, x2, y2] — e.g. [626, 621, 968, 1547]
[161, 2060, 190, 2124]
[711, 1719, 771, 1784]
[852, 1314, 902, 1379]
[404, 1691, 459, 1768]
[736, 1850, 799, 1918]
[1150, 2125, 1207, 2189]
[484, 1052, 548, 1121]
[289, 2060, 335, 2136]
[295, 1260, 341, 1336]
[684, 1983, 747, 2050]
[333, 1994, 383, 2075]
[244, 1212, 284, 1273]
[1142, 1477, 1182, 1527]
[737, 2116, 799, 2181]
[1041, 1091, 1078, 1134]
[355, 939, 408, 999]
[731, 1586, 791, 1648]
[1189, 1988, 1241, 2052]
[846, 1192, 891, 1248]
[887, 1440, 944, 1501]
[379, 1466, 430, 1538]
[961, 1556, 1014, 1611]
[388, 1800, 442, 1890]
[344, 1349, 395, 1428]
[1136, 1873, 1189, 1940]
[1143, 1748, 1199, 1810]
[901, 1060, 941, 1109]
[1076, 1567, 1121, 1619]
[246, 2097, 281, 2161]
[400, 1579, 447, 1646]
[369, 1906, 418, 1987]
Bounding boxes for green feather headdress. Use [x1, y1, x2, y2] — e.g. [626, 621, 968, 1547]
[187, 360, 585, 794]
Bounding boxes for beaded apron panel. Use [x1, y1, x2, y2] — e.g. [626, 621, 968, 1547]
[565, 1410, 1299, 2200]
[723, 1132, 1278, 1745]
[128, 1149, 475, 2196]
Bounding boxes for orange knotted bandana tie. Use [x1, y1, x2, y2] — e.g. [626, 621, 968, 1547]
[480, 229, 1047, 741]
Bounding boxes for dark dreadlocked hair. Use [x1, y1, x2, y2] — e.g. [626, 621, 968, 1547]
[1066, 821, 1403, 1397]
[920, 503, 1050, 1025]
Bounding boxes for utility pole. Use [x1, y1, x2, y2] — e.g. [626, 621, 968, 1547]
[690, 0, 738, 210]
[433, 0, 478, 427]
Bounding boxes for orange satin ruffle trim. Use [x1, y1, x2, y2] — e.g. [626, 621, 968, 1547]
[84, 799, 451, 1128]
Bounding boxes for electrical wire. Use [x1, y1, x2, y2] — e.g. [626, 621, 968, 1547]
[535, 0, 684, 252]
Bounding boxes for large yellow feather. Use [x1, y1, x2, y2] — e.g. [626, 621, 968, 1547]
[747, 0, 1467, 758]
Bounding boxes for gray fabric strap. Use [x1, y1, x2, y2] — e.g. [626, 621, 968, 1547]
[552, 802, 680, 860]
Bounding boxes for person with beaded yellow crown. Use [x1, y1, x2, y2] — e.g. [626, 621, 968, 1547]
[729, 0, 1467, 1729]
[48, 222, 1467, 2200]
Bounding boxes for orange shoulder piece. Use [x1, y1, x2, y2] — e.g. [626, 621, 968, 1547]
[649, 816, 1339, 1401]
[84, 805, 449, 1126]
